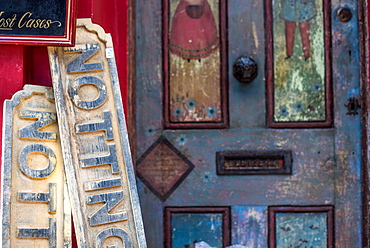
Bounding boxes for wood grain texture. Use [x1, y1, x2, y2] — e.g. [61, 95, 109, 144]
[1, 85, 71, 248]
[48, 18, 146, 248]
[163, 0, 228, 129]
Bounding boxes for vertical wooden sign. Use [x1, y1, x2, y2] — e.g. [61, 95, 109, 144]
[1, 85, 71, 247]
[48, 19, 147, 247]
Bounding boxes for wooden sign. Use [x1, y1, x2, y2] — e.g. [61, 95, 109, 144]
[1, 85, 71, 247]
[48, 19, 147, 247]
[0, 0, 76, 46]
[216, 151, 292, 175]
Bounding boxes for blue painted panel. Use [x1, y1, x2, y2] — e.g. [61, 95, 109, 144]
[171, 213, 223, 248]
[228, 0, 266, 128]
[163, 129, 335, 205]
[276, 213, 327, 248]
[231, 206, 267, 248]
[135, 0, 164, 156]
[331, 1, 362, 247]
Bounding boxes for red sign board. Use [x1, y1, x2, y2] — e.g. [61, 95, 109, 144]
[0, 0, 76, 46]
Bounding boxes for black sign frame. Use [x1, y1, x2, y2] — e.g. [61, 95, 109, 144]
[0, 0, 76, 46]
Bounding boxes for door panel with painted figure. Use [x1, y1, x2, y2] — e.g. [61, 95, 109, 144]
[134, 0, 362, 247]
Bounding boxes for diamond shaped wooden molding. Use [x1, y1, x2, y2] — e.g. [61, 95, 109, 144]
[137, 136, 195, 201]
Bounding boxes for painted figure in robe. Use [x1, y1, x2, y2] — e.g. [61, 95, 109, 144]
[170, 0, 219, 61]
[279, 0, 317, 60]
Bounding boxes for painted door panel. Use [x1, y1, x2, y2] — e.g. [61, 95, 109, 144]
[135, 0, 361, 247]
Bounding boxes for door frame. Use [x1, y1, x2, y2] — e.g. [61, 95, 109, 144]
[360, 0, 370, 246]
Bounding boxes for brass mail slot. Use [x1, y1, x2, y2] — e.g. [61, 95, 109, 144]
[216, 151, 292, 175]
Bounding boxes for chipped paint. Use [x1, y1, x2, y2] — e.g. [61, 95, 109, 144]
[231, 206, 267, 248]
[134, 0, 362, 247]
[273, 0, 326, 122]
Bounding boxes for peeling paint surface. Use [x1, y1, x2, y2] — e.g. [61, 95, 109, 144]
[171, 213, 223, 248]
[273, 0, 326, 122]
[169, 0, 221, 123]
[276, 213, 327, 247]
[231, 206, 267, 248]
[135, 0, 362, 247]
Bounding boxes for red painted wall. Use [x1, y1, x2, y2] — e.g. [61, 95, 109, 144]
[0, 2, 129, 163]
[0, 1, 128, 246]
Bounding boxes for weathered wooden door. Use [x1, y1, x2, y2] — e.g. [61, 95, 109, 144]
[134, 0, 363, 247]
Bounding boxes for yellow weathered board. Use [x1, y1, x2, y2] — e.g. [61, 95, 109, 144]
[1, 85, 71, 248]
[48, 19, 147, 247]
